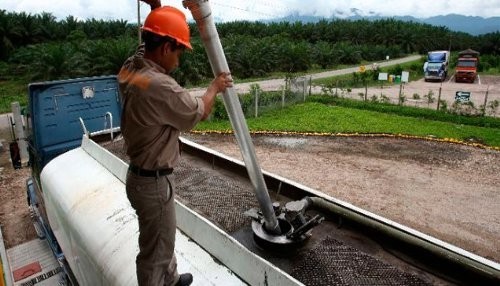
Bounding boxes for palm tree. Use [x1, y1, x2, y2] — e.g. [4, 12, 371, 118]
[36, 12, 58, 42]
[311, 41, 337, 68]
[29, 43, 72, 80]
[13, 12, 43, 46]
[478, 32, 500, 55]
[334, 42, 362, 65]
[0, 10, 16, 60]
[96, 37, 137, 75]
[174, 39, 211, 86]
[61, 16, 80, 38]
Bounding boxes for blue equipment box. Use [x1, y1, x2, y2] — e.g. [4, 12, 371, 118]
[28, 75, 121, 169]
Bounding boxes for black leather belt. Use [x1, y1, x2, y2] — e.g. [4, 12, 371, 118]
[129, 164, 173, 177]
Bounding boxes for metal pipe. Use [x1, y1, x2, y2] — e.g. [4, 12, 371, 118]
[137, 0, 141, 44]
[182, 0, 280, 234]
[79, 117, 89, 136]
[12, 102, 29, 166]
[105, 112, 114, 141]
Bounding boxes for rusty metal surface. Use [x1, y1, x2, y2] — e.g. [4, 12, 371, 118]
[290, 236, 428, 286]
[174, 159, 259, 232]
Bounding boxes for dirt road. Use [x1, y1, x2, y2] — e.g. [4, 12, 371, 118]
[188, 55, 423, 96]
[0, 133, 35, 248]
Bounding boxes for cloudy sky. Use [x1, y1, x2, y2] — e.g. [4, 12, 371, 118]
[2, 0, 500, 23]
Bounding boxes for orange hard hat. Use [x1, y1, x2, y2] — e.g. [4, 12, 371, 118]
[142, 6, 192, 50]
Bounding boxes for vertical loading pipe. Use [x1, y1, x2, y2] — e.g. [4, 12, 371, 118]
[183, 0, 281, 235]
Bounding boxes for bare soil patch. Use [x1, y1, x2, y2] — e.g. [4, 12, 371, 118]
[0, 138, 37, 249]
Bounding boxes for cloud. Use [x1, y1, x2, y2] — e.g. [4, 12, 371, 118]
[1, 0, 499, 23]
[2, 0, 149, 22]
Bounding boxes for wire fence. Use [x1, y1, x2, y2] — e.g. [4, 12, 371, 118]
[211, 75, 499, 120]
[211, 76, 312, 120]
[243, 76, 311, 118]
[314, 80, 500, 118]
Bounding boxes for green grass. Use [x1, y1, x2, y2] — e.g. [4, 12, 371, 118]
[195, 102, 500, 147]
[479, 68, 500, 75]
[0, 80, 29, 113]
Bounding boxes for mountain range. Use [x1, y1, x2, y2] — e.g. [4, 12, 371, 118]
[266, 13, 500, 36]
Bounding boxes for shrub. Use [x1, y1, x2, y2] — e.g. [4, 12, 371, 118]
[424, 90, 435, 106]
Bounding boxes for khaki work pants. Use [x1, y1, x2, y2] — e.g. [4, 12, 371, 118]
[126, 172, 179, 286]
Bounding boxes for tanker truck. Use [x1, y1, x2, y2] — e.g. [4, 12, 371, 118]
[20, 76, 500, 286]
[424, 50, 450, 82]
[23, 75, 301, 285]
[455, 48, 480, 83]
[7, 0, 500, 284]
[15, 68, 499, 286]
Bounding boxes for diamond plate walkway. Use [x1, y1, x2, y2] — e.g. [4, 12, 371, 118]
[5, 238, 65, 286]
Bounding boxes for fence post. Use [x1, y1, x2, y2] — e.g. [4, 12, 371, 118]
[11, 102, 29, 167]
[309, 76, 312, 97]
[482, 85, 489, 116]
[303, 78, 306, 102]
[398, 82, 403, 100]
[437, 85, 442, 111]
[282, 86, 285, 108]
[254, 88, 259, 118]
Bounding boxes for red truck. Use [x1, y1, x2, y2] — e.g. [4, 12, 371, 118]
[455, 48, 480, 83]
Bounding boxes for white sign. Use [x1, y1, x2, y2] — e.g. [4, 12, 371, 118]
[82, 86, 94, 99]
[455, 91, 471, 102]
[401, 71, 410, 83]
[378, 72, 388, 81]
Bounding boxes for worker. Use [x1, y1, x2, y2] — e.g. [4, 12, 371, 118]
[118, 0, 232, 285]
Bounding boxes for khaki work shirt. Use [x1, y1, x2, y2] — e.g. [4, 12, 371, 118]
[118, 45, 204, 170]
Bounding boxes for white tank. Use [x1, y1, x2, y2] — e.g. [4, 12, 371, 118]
[41, 140, 138, 285]
[40, 136, 302, 286]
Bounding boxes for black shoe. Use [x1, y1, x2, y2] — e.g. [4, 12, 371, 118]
[175, 273, 193, 286]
